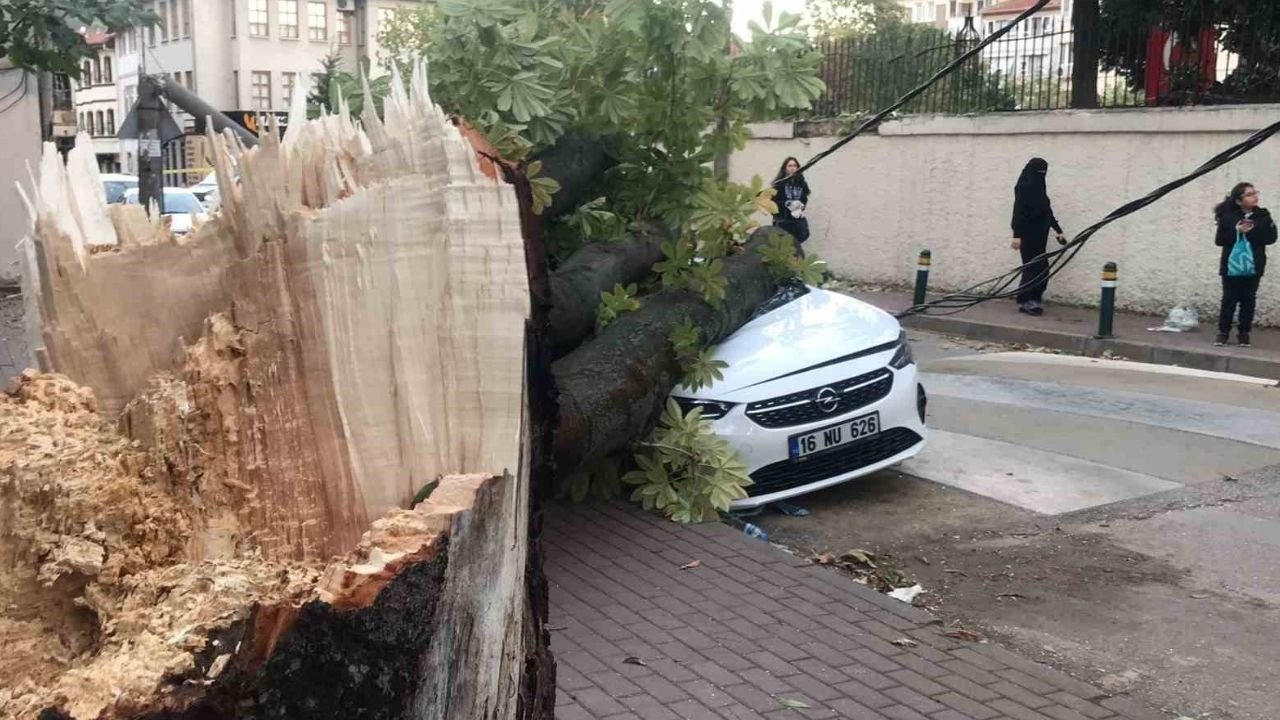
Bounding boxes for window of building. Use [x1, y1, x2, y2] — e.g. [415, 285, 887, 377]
[249, 0, 269, 37]
[103, 56, 113, 83]
[185, 71, 194, 91]
[169, 0, 180, 39]
[181, 0, 192, 37]
[159, 1, 170, 42]
[252, 71, 272, 110]
[308, 2, 327, 41]
[107, 109, 116, 135]
[95, 111, 105, 137]
[337, 11, 353, 44]
[282, 72, 298, 108]
[79, 112, 86, 131]
[279, 0, 299, 39]
[82, 60, 93, 85]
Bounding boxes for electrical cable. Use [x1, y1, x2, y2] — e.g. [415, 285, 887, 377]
[0, 71, 30, 117]
[773, 0, 1052, 189]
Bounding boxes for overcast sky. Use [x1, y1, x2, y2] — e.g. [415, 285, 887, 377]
[731, 0, 809, 38]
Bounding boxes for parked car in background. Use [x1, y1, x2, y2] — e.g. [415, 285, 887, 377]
[120, 187, 209, 235]
[101, 173, 138, 204]
[189, 171, 219, 208]
[670, 286, 927, 509]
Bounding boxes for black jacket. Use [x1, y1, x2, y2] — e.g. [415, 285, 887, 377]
[1011, 158, 1062, 239]
[1216, 205, 1278, 277]
[773, 175, 810, 221]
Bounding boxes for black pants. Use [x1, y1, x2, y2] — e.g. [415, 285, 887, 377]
[774, 216, 810, 243]
[1016, 233, 1049, 304]
[1218, 275, 1261, 335]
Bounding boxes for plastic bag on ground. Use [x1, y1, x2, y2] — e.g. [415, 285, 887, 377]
[1148, 303, 1200, 333]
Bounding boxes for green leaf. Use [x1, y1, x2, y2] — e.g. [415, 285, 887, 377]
[779, 698, 811, 709]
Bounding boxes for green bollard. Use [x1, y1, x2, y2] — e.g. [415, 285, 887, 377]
[1097, 262, 1117, 338]
[913, 249, 932, 306]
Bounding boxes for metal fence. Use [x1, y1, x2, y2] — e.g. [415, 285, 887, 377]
[812, 16, 1280, 117]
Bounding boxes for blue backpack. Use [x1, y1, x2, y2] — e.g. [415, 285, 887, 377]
[1228, 230, 1256, 277]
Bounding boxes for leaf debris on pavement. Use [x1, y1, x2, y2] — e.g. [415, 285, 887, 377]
[891, 638, 919, 648]
[680, 560, 702, 570]
[779, 698, 811, 709]
[623, 656, 647, 667]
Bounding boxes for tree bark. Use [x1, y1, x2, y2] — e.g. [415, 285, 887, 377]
[547, 225, 666, 358]
[552, 227, 796, 474]
[533, 132, 619, 220]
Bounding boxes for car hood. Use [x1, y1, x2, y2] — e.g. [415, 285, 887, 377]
[695, 288, 901, 397]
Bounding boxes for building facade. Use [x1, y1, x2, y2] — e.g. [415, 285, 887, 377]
[979, 0, 1070, 79]
[74, 32, 122, 173]
[114, 0, 418, 184]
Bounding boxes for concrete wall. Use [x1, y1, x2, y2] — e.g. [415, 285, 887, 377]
[731, 105, 1280, 325]
[0, 63, 42, 287]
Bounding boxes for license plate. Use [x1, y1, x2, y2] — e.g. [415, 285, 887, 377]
[788, 412, 881, 459]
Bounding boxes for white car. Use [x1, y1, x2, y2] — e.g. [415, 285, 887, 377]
[101, 173, 138, 204]
[671, 286, 927, 509]
[120, 187, 209, 235]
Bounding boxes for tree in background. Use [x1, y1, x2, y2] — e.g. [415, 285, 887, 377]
[0, 0, 154, 76]
[1098, 0, 1280, 104]
[805, 0, 1014, 115]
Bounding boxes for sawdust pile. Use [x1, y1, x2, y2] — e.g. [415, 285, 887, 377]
[0, 371, 321, 720]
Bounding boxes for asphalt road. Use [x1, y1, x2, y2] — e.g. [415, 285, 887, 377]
[754, 330, 1280, 720]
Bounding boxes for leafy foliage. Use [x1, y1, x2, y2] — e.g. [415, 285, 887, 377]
[0, 0, 155, 75]
[759, 233, 827, 285]
[525, 160, 562, 215]
[380, 0, 824, 230]
[669, 318, 728, 391]
[596, 283, 641, 332]
[307, 54, 394, 118]
[624, 400, 751, 523]
[806, 0, 906, 39]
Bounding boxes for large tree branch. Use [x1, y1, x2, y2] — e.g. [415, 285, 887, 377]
[552, 227, 796, 474]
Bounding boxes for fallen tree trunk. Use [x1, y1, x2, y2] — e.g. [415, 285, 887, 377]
[547, 225, 665, 358]
[552, 227, 797, 474]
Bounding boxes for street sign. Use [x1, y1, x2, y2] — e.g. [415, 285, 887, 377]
[208, 110, 291, 137]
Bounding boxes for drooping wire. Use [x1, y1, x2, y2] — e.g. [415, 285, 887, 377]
[774, 0, 1052, 188]
[896, 115, 1280, 318]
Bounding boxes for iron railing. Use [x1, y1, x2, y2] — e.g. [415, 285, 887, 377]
[812, 16, 1280, 117]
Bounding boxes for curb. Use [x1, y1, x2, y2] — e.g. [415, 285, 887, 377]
[902, 313, 1280, 380]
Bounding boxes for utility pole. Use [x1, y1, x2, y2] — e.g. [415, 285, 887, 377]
[135, 75, 166, 215]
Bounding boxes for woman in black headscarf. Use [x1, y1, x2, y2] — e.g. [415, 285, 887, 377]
[1010, 158, 1066, 316]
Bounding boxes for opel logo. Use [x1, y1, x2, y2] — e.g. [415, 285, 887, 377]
[815, 387, 840, 414]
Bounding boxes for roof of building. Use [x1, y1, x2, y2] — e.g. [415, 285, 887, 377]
[983, 0, 1062, 16]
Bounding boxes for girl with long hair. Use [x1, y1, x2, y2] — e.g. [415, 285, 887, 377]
[1214, 182, 1277, 346]
[772, 156, 811, 243]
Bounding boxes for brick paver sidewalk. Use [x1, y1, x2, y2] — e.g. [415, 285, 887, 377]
[545, 501, 1165, 720]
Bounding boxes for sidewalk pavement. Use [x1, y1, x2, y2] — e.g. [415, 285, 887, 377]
[545, 501, 1166, 720]
[849, 290, 1280, 380]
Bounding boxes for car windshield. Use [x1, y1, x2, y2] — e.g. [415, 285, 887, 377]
[104, 180, 137, 204]
[121, 190, 206, 215]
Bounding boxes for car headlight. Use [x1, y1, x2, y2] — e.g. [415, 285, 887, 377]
[672, 397, 735, 421]
[889, 333, 915, 369]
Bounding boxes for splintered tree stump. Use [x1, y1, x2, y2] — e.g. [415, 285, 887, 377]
[552, 227, 798, 474]
[2, 64, 552, 720]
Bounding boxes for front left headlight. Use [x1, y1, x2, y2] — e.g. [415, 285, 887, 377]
[889, 332, 914, 369]
[672, 397, 735, 421]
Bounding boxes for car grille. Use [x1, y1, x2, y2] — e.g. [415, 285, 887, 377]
[745, 368, 894, 429]
[747, 428, 923, 497]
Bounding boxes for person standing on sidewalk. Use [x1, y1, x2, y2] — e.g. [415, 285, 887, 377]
[772, 157, 811, 243]
[1010, 158, 1066, 316]
[1214, 182, 1276, 347]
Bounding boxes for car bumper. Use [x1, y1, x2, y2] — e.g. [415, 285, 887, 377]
[711, 363, 927, 509]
